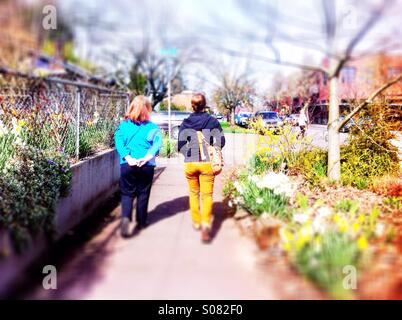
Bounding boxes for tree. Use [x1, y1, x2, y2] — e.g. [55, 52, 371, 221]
[212, 72, 255, 125]
[127, 63, 147, 95]
[208, 0, 402, 181]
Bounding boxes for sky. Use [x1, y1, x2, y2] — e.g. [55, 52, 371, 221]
[55, 0, 402, 96]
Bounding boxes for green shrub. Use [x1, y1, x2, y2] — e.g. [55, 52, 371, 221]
[64, 121, 116, 159]
[289, 148, 328, 187]
[0, 133, 16, 172]
[341, 125, 399, 189]
[383, 197, 402, 211]
[0, 146, 71, 253]
[159, 102, 186, 111]
[333, 198, 359, 214]
[220, 121, 230, 129]
[248, 152, 283, 175]
[160, 134, 177, 158]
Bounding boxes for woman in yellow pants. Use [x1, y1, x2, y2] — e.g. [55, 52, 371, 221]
[178, 93, 226, 243]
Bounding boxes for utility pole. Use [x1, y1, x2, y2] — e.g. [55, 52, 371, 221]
[159, 47, 178, 144]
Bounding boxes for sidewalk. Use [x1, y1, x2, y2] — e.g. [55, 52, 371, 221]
[27, 161, 287, 299]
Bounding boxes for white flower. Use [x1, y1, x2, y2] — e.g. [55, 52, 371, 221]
[257, 172, 284, 190]
[293, 213, 309, 224]
[261, 212, 270, 219]
[228, 200, 233, 208]
[15, 137, 25, 146]
[256, 171, 295, 198]
[234, 181, 243, 194]
[312, 218, 329, 234]
[0, 121, 8, 137]
[93, 111, 100, 124]
[11, 117, 23, 136]
[233, 197, 242, 205]
[256, 197, 263, 205]
[375, 223, 385, 237]
[316, 206, 332, 219]
[248, 175, 259, 183]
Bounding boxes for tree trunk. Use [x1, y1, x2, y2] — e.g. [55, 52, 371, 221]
[327, 74, 341, 181]
[230, 108, 235, 126]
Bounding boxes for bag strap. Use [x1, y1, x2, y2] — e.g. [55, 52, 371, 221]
[196, 131, 207, 161]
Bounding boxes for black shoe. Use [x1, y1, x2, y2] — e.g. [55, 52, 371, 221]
[137, 221, 149, 230]
[121, 217, 131, 238]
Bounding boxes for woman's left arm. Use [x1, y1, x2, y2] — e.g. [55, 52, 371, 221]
[137, 127, 162, 167]
[148, 128, 163, 157]
[115, 122, 130, 159]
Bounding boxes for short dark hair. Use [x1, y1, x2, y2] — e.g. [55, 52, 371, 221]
[191, 93, 206, 112]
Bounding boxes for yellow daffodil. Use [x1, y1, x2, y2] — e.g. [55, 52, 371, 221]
[13, 125, 22, 135]
[335, 216, 349, 233]
[282, 242, 292, 252]
[295, 236, 307, 250]
[358, 214, 366, 224]
[17, 119, 26, 127]
[333, 213, 341, 223]
[280, 228, 294, 243]
[314, 235, 322, 246]
[352, 222, 360, 233]
[357, 235, 368, 251]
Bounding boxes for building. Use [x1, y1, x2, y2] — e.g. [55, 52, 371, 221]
[161, 90, 195, 111]
[317, 54, 402, 103]
[310, 54, 402, 124]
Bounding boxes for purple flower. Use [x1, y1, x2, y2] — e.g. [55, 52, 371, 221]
[47, 159, 56, 165]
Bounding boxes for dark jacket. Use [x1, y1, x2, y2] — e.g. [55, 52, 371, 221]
[178, 112, 226, 163]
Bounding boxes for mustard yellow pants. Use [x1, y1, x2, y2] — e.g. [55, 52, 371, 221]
[184, 162, 215, 228]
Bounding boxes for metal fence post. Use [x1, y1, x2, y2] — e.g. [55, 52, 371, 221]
[126, 94, 130, 113]
[75, 87, 81, 160]
[94, 92, 98, 113]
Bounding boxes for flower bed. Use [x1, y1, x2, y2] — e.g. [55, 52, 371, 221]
[224, 124, 401, 299]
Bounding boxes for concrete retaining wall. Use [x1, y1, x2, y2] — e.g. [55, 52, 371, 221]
[0, 149, 120, 297]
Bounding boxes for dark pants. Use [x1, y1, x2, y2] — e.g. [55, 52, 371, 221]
[120, 163, 155, 226]
[300, 125, 306, 137]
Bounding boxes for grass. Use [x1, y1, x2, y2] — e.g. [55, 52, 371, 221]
[220, 121, 252, 134]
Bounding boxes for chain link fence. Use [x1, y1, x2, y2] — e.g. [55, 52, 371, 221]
[0, 74, 129, 169]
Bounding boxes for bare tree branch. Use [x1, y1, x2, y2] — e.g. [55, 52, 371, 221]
[330, 0, 392, 78]
[337, 72, 402, 131]
[209, 45, 327, 73]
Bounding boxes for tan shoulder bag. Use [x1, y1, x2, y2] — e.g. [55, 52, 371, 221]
[196, 131, 223, 175]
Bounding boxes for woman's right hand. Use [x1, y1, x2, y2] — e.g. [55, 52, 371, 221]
[125, 155, 138, 166]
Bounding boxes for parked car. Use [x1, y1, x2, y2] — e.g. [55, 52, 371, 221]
[285, 114, 300, 126]
[338, 116, 355, 133]
[151, 111, 191, 139]
[254, 111, 284, 128]
[211, 113, 224, 121]
[235, 112, 253, 127]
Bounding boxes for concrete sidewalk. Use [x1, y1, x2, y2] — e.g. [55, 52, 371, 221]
[28, 161, 287, 299]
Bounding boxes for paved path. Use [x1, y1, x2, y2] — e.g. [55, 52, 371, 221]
[22, 132, 329, 300]
[27, 159, 287, 299]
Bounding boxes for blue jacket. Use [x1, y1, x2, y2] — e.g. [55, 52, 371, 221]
[115, 120, 162, 166]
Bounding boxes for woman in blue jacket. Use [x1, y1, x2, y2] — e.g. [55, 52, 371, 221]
[115, 96, 162, 237]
